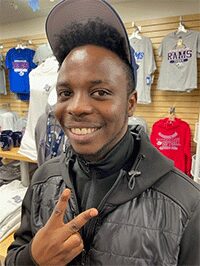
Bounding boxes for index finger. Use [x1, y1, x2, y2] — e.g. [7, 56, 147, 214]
[46, 188, 71, 228]
[65, 208, 98, 237]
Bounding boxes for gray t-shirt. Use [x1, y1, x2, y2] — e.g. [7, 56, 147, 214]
[158, 30, 200, 92]
[0, 54, 6, 95]
[130, 36, 156, 104]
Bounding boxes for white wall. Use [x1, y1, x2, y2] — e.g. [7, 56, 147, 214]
[0, 17, 46, 39]
[114, 0, 200, 22]
[0, 0, 200, 39]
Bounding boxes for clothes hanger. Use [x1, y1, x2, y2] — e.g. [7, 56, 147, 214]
[168, 106, 176, 122]
[15, 43, 26, 49]
[176, 16, 187, 34]
[15, 39, 32, 50]
[129, 21, 142, 40]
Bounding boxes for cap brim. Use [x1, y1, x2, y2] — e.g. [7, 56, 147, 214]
[46, 0, 131, 63]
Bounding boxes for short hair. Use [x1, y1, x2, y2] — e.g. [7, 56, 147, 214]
[54, 18, 135, 95]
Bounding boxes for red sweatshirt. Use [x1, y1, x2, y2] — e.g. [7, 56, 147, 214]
[150, 118, 191, 176]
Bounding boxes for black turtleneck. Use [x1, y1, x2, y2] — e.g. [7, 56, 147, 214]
[71, 129, 138, 211]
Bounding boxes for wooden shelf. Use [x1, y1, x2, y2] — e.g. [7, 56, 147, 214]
[0, 233, 14, 263]
[0, 148, 36, 163]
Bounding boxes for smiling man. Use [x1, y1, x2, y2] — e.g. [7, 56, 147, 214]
[55, 44, 135, 160]
[5, 1, 200, 266]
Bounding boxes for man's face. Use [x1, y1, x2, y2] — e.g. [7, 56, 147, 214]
[55, 45, 136, 161]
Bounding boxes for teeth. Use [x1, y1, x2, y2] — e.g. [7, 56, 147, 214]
[71, 128, 97, 135]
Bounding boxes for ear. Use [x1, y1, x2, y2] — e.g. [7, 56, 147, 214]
[128, 90, 137, 117]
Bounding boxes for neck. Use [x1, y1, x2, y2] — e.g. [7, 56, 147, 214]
[76, 129, 135, 177]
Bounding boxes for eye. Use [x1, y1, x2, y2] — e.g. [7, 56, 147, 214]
[57, 89, 73, 100]
[91, 89, 111, 99]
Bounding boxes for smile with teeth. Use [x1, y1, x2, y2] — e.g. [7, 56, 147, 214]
[70, 128, 98, 135]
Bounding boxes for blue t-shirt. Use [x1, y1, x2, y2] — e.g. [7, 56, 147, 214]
[5, 48, 36, 94]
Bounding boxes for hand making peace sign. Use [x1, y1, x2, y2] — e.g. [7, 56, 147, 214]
[31, 188, 98, 266]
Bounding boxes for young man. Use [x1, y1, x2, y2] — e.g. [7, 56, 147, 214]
[6, 0, 200, 265]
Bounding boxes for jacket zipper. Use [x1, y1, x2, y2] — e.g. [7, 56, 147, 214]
[83, 169, 126, 254]
[83, 153, 146, 255]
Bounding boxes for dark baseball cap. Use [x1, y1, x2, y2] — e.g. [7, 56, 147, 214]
[46, 0, 132, 65]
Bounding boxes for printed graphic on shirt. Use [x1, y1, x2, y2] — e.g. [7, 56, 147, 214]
[13, 60, 29, 76]
[168, 38, 192, 68]
[12, 195, 23, 204]
[156, 132, 180, 150]
[43, 84, 52, 92]
[134, 51, 144, 62]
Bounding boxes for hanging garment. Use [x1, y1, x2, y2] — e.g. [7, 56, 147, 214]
[150, 117, 191, 176]
[35, 104, 65, 166]
[129, 36, 156, 104]
[14, 116, 27, 135]
[0, 111, 18, 131]
[128, 115, 148, 133]
[157, 30, 200, 92]
[19, 56, 59, 161]
[5, 47, 37, 100]
[0, 53, 6, 95]
[33, 43, 53, 65]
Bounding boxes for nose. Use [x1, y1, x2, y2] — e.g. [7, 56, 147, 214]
[67, 92, 93, 117]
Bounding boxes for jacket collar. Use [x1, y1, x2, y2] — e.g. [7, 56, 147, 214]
[60, 126, 174, 207]
[75, 129, 135, 178]
[106, 128, 174, 206]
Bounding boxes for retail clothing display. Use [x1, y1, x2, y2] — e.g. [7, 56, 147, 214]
[0, 110, 18, 131]
[128, 115, 148, 133]
[14, 116, 27, 135]
[130, 46, 139, 88]
[0, 54, 6, 95]
[0, 213, 20, 242]
[33, 43, 53, 65]
[35, 104, 65, 166]
[0, 161, 21, 186]
[5, 48, 36, 100]
[19, 56, 59, 161]
[150, 117, 191, 176]
[158, 30, 200, 91]
[129, 35, 156, 104]
[6, 127, 200, 265]
[0, 180, 27, 242]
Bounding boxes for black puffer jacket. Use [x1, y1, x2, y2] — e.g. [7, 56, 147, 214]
[6, 128, 200, 266]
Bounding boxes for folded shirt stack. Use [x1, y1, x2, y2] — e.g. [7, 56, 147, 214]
[0, 180, 27, 242]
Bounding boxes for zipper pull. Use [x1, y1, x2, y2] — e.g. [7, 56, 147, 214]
[128, 154, 145, 190]
[128, 170, 141, 190]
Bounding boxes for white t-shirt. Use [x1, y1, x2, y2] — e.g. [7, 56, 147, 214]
[0, 111, 18, 131]
[19, 56, 59, 160]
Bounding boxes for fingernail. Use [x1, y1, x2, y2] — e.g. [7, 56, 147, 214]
[90, 208, 98, 217]
[61, 189, 70, 201]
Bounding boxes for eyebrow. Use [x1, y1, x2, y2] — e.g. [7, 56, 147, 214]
[90, 80, 104, 85]
[90, 79, 113, 85]
[57, 79, 110, 87]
